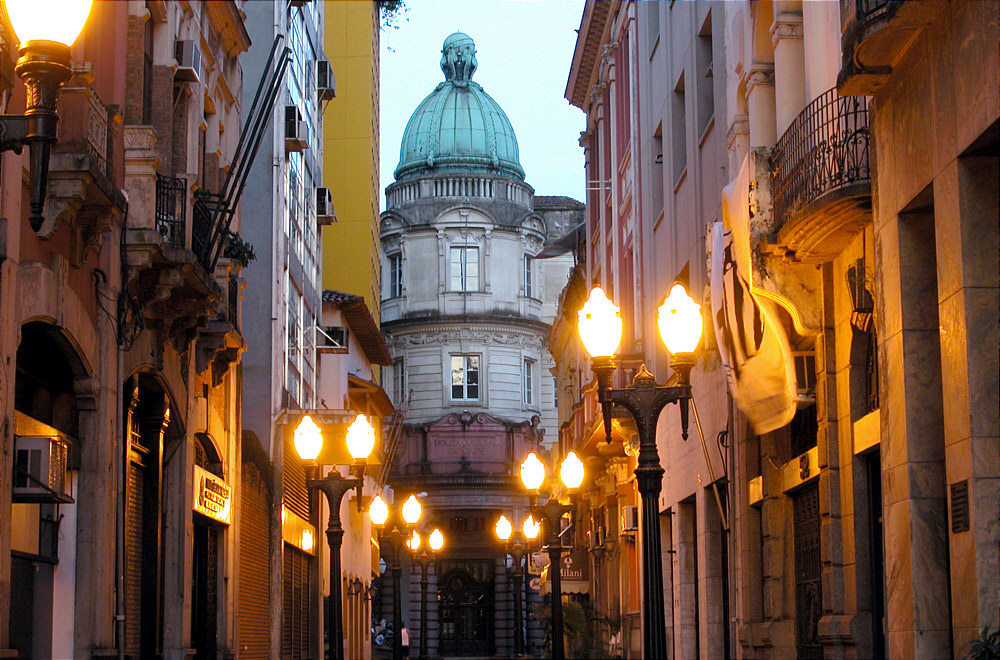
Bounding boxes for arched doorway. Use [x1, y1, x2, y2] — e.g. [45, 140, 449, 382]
[438, 563, 495, 657]
[11, 322, 87, 658]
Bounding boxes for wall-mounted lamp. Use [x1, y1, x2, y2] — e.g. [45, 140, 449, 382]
[0, 0, 92, 231]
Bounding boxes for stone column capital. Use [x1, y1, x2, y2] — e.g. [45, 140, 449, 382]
[770, 14, 804, 46]
[745, 66, 775, 93]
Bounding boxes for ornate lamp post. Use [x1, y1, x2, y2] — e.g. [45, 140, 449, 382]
[495, 515, 530, 657]
[519, 450, 585, 660]
[293, 413, 376, 660]
[1, 0, 93, 230]
[578, 284, 703, 660]
[369, 493, 422, 660]
[410, 527, 444, 660]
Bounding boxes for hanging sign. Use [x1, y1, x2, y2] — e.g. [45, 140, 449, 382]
[193, 465, 232, 525]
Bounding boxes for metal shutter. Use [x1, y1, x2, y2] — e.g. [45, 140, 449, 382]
[238, 460, 271, 657]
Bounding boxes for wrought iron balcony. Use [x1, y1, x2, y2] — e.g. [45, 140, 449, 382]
[768, 88, 871, 263]
[838, 0, 947, 95]
[155, 174, 186, 249]
[773, 88, 870, 224]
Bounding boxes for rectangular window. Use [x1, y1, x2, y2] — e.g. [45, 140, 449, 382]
[450, 355, 480, 400]
[449, 246, 480, 292]
[392, 358, 406, 405]
[388, 253, 403, 298]
[524, 255, 533, 298]
[523, 358, 535, 406]
[696, 12, 715, 137]
[672, 72, 687, 185]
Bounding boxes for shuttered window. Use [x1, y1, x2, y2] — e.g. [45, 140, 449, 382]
[282, 546, 311, 658]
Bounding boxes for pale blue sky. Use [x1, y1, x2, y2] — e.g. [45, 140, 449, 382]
[378, 0, 587, 208]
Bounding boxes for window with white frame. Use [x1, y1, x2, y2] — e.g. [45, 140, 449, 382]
[523, 358, 535, 406]
[524, 255, 534, 298]
[388, 253, 403, 298]
[449, 246, 480, 292]
[450, 355, 480, 400]
[392, 358, 406, 405]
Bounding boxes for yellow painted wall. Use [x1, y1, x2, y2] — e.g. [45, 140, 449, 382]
[322, 0, 381, 324]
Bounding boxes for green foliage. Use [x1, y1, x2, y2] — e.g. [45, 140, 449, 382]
[223, 230, 256, 268]
[534, 598, 624, 659]
[378, 0, 406, 30]
[966, 625, 1000, 660]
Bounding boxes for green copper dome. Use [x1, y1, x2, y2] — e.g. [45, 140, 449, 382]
[395, 33, 524, 181]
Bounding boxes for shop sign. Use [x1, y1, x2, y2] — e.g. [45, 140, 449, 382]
[194, 465, 232, 525]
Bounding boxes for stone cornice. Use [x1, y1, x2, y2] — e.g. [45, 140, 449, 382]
[383, 319, 550, 349]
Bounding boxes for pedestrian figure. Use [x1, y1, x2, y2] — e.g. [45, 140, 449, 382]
[400, 622, 410, 659]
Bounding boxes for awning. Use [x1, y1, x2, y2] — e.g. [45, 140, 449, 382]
[538, 566, 591, 596]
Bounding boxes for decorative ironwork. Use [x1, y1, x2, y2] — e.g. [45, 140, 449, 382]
[793, 484, 823, 659]
[155, 174, 187, 248]
[227, 276, 239, 330]
[852, 0, 898, 23]
[772, 88, 870, 225]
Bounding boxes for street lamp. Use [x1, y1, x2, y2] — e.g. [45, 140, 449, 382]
[519, 451, 586, 660]
[578, 283, 703, 659]
[496, 514, 531, 657]
[411, 527, 444, 660]
[1, 0, 93, 231]
[369, 493, 422, 660]
[293, 413, 376, 660]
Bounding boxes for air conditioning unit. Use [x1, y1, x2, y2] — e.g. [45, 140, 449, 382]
[621, 505, 639, 533]
[13, 436, 72, 503]
[316, 59, 335, 101]
[174, 39, 202, 83]
[285, 105, 308, 152]
[316, 187, 335, 224]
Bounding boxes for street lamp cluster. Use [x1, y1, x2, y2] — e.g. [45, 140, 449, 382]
[293, 281, 701, 660]
[578, 282, 703, 659]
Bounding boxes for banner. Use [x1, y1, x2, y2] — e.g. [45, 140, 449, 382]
[711, 156, 798, 434]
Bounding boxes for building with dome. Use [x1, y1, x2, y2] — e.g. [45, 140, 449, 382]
[378, 33, 582, 658]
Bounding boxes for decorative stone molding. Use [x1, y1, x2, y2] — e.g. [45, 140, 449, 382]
[745, 67, 775, 94]
[770, 16, 804, 46]
[607, 456, 630, 485]
[124, 124, 157, 150]
[386, 325, 546, 349]
[727, 114, 750, 151]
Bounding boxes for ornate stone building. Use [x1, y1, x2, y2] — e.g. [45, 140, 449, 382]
[378, 33, 581, 658]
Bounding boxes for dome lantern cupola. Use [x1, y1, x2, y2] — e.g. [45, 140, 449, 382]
[395, 33, 524, 181]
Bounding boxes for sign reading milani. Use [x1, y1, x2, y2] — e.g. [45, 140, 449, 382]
[194, 465, 232, 525]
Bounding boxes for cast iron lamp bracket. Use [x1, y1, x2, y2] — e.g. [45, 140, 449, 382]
[0, 41, 75, 231]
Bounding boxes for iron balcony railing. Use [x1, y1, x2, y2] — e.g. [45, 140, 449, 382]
[155, 174, 187, 249]
[227, 276, 239, 330]
[772, 88, 870, 225]
[852, 0, 898, 23]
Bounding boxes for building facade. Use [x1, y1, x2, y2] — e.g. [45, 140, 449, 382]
[240, 1, 330, 656]
[1, 1, 253, 657]
[561, 1, 997, 659]
[379, 33, 580, 658]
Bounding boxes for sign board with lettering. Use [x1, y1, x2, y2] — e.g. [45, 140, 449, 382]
[193, 465, 232, 525]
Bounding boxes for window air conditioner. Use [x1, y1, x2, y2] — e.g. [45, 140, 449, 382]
[316, 186, 335, 224]
[174, 40, 202, 83]
[621, 505, 639, 532]
[13, 436, 72, 503]
[285, 105, 308, 152]
[316, 59, 335, 101]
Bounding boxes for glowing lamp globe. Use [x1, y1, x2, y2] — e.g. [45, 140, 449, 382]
[522, 515, 540, 540]
[346, 413, 376, 461]
[495, 515, 513, 541]
[578, 287, 623, 358]
[293, 415, 322, 462]
[368, 495, 388, 527]
[559, 451, 585, 490]
[5, 0, 93, 47]
[519, 452, 545, 492]
[402, 494, 422, 525]
[657, 284, 703, 354]
[429, 528, 445, 551]
[407, 530, 421, 551]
